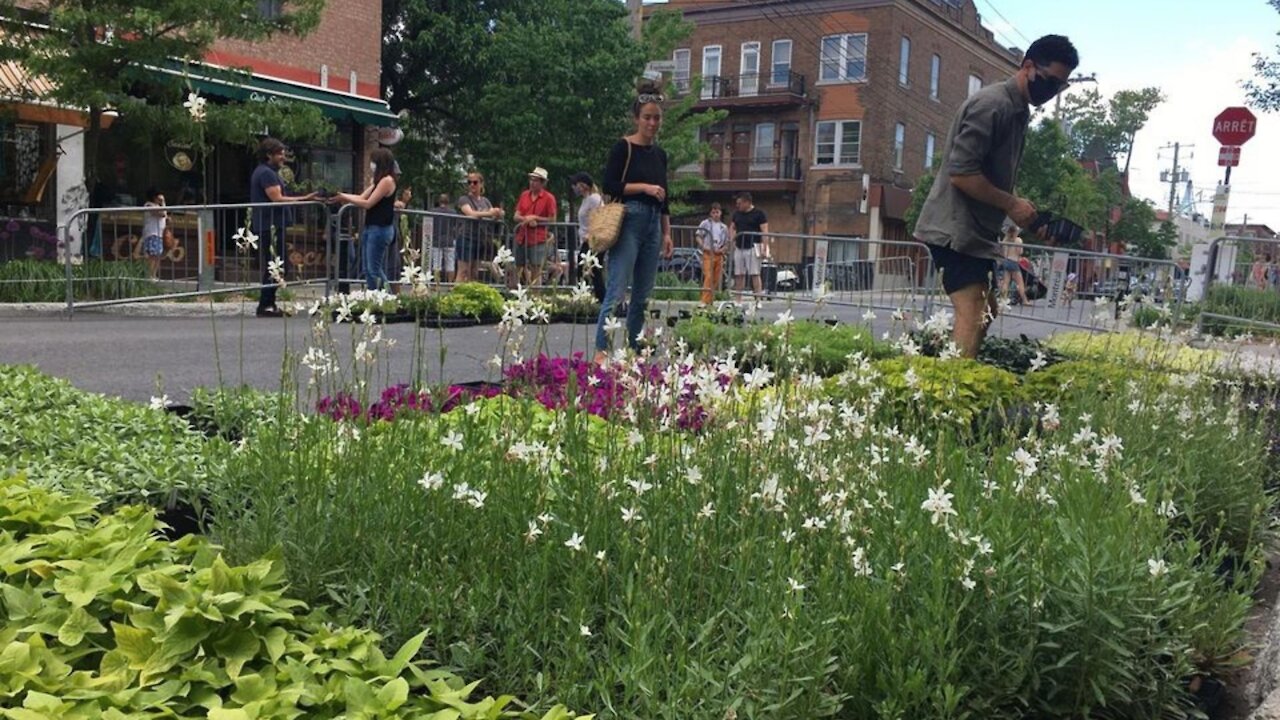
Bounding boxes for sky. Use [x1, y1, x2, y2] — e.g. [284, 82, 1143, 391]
[647, 0, 1280, 231]
[957, 0, 1280, 231]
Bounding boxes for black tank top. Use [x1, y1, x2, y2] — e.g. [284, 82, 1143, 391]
[367, 186, 395, 226]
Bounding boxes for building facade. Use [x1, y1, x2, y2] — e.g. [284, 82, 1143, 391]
[662, 0, 1020, 262]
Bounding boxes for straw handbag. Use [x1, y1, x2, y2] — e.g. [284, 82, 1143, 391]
[587, 142, 632, 254]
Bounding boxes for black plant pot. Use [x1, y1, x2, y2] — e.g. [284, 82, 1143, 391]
[824, 317, 839, 327]
[666, 316, 679, 328]
[650, 308, 661, 320]
[678, 309, 692, 319]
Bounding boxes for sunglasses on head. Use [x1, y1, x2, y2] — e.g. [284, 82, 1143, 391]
[637, 93, 664, 104]
[467, 179, 481, 185]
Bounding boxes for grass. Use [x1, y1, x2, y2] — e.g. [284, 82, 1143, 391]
[0, 259, 162, 303]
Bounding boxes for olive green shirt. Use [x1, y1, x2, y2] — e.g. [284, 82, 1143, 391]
[914, 77, 1030, 260]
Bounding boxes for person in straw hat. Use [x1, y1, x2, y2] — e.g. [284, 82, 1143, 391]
[512, 166, 558, 288]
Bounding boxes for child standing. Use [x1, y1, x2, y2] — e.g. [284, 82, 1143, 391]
[141, 188, 166, 280]
[696, 202, 729, 306]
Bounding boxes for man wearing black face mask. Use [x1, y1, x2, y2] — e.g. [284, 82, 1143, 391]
[914, 34, 1078, 358]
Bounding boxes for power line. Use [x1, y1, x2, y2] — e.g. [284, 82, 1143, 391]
[974, 0, 1033, 47]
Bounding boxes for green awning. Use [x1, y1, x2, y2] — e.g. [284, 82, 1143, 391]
[152, 62, 397, 126]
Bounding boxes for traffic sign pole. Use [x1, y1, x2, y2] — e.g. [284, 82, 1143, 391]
[1210, 108, 1258, 233]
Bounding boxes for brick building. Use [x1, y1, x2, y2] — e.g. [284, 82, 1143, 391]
[660, 0, 1020, 263]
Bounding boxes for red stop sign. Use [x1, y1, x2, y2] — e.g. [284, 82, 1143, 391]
[1213, 107, 1258, 146]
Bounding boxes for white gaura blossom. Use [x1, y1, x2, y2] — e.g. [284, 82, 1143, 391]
[851, 546, 873, 577]
[184, 92, 207, 121]
[418, 471, 444, 492]
[148, 394, 170, 411]
[233, 226, 259, 253]
[440, 430, 464, 452]
[1009, 447, 1038, 479]
[620, 507, 642, 524]
[564, 532, 585, 552]
[1148, 558, 1169, 578]
[921, 485, 957, 525]
[787, 577, 806, 593]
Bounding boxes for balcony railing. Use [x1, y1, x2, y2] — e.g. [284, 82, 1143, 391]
[703, 155, 803, 184]
[672, 72, 807, 103]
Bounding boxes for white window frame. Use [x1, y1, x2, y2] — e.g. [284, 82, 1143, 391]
[770, 39, 792, 87]
[814, 119, 862, 167]
[893, 122, 906, 171]
[967, 74, 983, 97]
[819, 33, 868, 84]
[752, 122, 776, 169]
[929, 54, 941, 100]
[740, 41, 761, 96]
[898, 36, 911, 86]
[673, 49, 691, 94]
[924, 132, 936, 170]
[701, 45, 722, 100]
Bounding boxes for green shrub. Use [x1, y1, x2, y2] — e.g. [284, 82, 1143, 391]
[0, 366, 217, 509]
[0, 477, 586, 720]
[676, 317, 895, 376]
[867, 355, 1026, 426]
[1201, 284, 1280, 335]
[0, 259, 161, 303]
[437, 282, 505, 320]
[188, 386, 292, 441]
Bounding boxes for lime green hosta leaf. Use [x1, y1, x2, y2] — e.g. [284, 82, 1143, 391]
[375, 677, 409, 711]
[56, 606, 106, 648]
[53, 564, 117, 608]
[230, 672, 277, 705]
[381, 629, 428, 678]
[212, 628, 261, 680]
[1, 584, 42, 623]
[262, 626, 289, 664]
[208, 709, 254, 720]
[111, 623, 155, 668]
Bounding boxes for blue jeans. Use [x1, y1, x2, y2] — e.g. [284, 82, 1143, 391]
[362, 224, 394, 290]
[595, 201, 662, 352]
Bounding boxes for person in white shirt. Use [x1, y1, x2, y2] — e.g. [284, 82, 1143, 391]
[141, 187, 167, 280]
[571, 172, 605, 301]
[696, 202, 729, 305]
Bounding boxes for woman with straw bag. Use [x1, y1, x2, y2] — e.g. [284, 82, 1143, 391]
[593, 79, 674, 365]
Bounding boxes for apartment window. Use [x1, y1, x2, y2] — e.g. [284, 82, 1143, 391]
[673, 49, 691, 93]
[819, 33, 867, 83]
[771, 39, 792, 86]
[898, 36, 911, 86]
[741, 42, 760, 96]
[257, 0, 283, 18]
[924, 132, 936, 170]
[967, 74, 983, 97]
[753, 123, 776, 168]
[893, 123, 905, 170]
[815, 120, 861, 166]
[929, 54, 941, 100]
[701, 45, 722, 99]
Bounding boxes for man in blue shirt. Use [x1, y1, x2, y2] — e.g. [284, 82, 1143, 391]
[250, 138, 316, 317]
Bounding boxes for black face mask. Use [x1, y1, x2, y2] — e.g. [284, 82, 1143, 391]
[1027, 71, 1062, 107]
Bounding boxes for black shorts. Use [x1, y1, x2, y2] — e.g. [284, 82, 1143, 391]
[928, 244, 997, 295]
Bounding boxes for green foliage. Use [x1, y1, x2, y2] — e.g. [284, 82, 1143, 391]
[436, 282, 505, 320]
[1022, 358, 1164, 401]
[914, 331, 1067, 375]
[187, 386, 291, 442]
[904, 169, 934, 237]
[1059, 86, 1164, 175]
[1112, 197, 1161, 257]
[0, 477, 589, 720]
[0, 366, 216, 508]
[675, 316, 894, 376]
[1199, 285, 1280, 336]
[1016, 121, 1103, 240]
[649, 271, 705, 302]
[544, 293, 600, 320]
[0, 0, 326, 186]
[1247, 1, 1280, 112]
[0, 259, 161, 303]
[868, 355, 1026, 425]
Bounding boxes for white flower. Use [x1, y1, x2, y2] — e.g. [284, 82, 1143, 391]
[1009, 447, 1038, 479]
[419, 471, 444, 492]
[564, 532, 586, 552]
[581, 250, 602, 271]
[494, 245, 516, 267]
[786, 577, 806, 593]
[233, 226, 259, 253]
[960, 576, 977, 591]
[774, 309, 794, 326]
[1157, 499, 1179, 518]
[524, 521, 543, 543]
[1148, 558, 1168, 578]
[267, 257, 286, 287]
[697, 502, 715, 519]
[595, 550, 606, 562]
[685, 467, 703, 485]
[1128, 486, 1147, 506]
[620, 507, 642, 524]
[148, 394, 169, 411]
[184, 92, 207, 121]
[579, 624, 592, 637]
[603, 317, 623, 334]
[626, 477, 653, 496]
[921, 485, 956, 526]
[781, 529, 796, 543]
[440, 430, 464, 452]
[1029, 351, 1048, 373]
[861, 309, 877, 322]
[1041, 403, 1061, 431]
[851, 546, 872, 577]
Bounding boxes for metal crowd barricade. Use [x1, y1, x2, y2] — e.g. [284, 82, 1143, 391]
[60, 200, 331, 314]
[1197, 235, 1280, 336]
[994, 240, 1187, 331]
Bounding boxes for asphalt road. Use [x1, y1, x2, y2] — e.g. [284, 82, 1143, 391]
[0, 297, 1078, 404]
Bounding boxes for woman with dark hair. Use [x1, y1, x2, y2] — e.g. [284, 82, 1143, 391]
[332, 148, 398, 290]
[594, 79, 674, 364]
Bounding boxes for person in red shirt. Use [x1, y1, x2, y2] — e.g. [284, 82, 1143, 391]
[513, 167, 558, 288]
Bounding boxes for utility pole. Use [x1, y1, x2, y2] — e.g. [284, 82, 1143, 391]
[628, 0, 643, 40]
[1159, 142, 1193, 217]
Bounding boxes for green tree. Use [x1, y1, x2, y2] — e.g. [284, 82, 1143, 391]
[1111, 197, 1167, 258]
[1059, 87, 1164, 175]
[904, 169, 935, 237]
[0, 0, 325, 190]
[1246, 0, 1280, 111]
